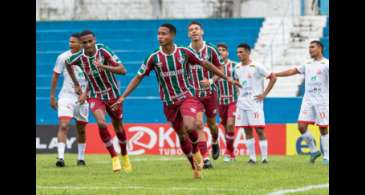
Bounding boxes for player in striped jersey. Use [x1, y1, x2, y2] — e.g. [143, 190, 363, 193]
[65, 30, 132, 173]
[113, 24, 233, 179]
[187, 21, 224, 168]
[215, 43, 239, 162]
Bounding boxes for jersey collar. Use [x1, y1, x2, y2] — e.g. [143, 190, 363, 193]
[188, 41, 206, 53]
[160, 44, 177, 56]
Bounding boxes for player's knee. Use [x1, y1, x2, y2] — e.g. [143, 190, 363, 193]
[227, 123, 235, 132]
[59, 123, 69, 132]
[97, 120, 107, 129]
[298, 124, 307, 134]
[256, 130, 266, 140]
[195, 120, 203, 131]
[320, 127, 328, 135]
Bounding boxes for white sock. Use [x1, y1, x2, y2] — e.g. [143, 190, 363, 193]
[78, 143, 86, 160]
[301, 131, 318, 153]
[321, 134, 329, 160]
[246, 138, 256, 161]
[259, 139, 268, 161]
[57, 142, 65, 159]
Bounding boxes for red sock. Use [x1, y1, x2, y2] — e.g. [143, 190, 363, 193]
[116, 130, 128, 156]
[198, 141, 208, 159]
[225, 132, 235, 155]
[179, 137, 195, 170]
[99, 126, 117, 157]
[187, 130, 199, 153]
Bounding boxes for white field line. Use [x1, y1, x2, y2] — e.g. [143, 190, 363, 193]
[95, 157, 186, 164]
[267, 183, 329, 195]
[37, 185, 245, 193]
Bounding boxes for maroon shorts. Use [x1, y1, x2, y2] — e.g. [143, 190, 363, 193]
[163, 96, 202, 131]
[88, 98, 123, 120]
[197, 92, 218, 118]
[218, 102, 236, 126]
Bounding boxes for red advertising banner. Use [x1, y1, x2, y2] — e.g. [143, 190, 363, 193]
[85, 124, 286, 155]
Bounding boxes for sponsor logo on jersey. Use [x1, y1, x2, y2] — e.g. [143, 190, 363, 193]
[178, 56, 185, 65]
[190, 108, 196, 113]
[156, 62, 162, 67]
[90, 102, 95, 109]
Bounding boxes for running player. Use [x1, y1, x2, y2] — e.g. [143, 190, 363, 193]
[187, 21, 223, 168]
[50, 33, 89, 167]
[234, 43, 277, 164]
[65, 30, 132, 173]
[215, 43, 239, 162]
[112, 24, 233, 179]
[275, 40, 329, 165]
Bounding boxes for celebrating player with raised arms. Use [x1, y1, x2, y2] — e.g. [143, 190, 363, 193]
[65, 30, 132, 173]
[113, 23, 234, 179]
[275, 40, 329, 165]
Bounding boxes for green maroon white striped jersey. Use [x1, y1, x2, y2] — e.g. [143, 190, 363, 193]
[187, 41, 224, 97]
[215, 60, 239, 105]
[65, 43, 122, 101]
[137, 44, 204, 106]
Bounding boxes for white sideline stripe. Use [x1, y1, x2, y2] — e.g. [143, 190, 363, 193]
[267, 183, 329, 195]
[37, 185, 244, 192]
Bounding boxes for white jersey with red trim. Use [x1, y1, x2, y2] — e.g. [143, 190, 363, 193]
[234, 61, 272, 111]
[53, 50, 88, 100]
[296, 57, 329, 104]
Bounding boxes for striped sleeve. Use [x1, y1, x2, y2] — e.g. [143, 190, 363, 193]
[209, 45, 224, 67]
[137, 53, 155, 77]
[183, 47, 203, 65]
[100, 45, 122, 67]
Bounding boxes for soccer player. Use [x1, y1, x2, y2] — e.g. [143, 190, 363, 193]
[275, 40, 329, 164]
[50, 33, 89, 167]
[112, 24, 233, 179]
[215, 43, 239, 162]
[187, 21, 223, 168]
[234, 43, 277, 164]
[65, 30, 132, 173]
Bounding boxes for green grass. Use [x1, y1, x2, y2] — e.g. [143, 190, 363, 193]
[36, 154, 329, 195]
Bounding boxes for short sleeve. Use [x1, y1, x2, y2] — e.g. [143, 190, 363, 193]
[53, 54, 64, 74]
[137, 54, 155, 77]
[101, 46, 122, 67]
[256, 65, 271, 78]
[210, 45, 224, 67]
[296, 64, 306, 74]
[183, 48, 203, 65]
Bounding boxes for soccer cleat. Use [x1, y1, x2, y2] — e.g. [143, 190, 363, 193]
[112, 156, 121, 172]
[121, 154, 132, 173]
[262, 159, 269, 164]
[323, 159, 329, 165]
[309, 151, 321, 164]
[223, 155, 231, 163]
[247, 159, 257, 165]
[203, 159, 213, 169]
[212, 142, 220, 160]
[192, 151, 203, 171]
[77, 160, 86, 166]
[56, 158, 65, 167]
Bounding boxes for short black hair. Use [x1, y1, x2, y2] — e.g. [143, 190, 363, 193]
[188, 21, 203, 29]
[70, 32, 80, 39]
[80, 30, 95, 37]
[217, 43, 228, 50]
[237, 43, 251, 53]
[310, 40, 324, 52]
[160, 23, 176, 34]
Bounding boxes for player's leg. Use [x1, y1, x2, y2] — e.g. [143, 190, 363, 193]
[75, 121, 87, 166]
[74, 102, 89, 166]
[315, 104, 329, 164]
[252, 109, 268, 163]
[298, 101, 321, 163]
[218, 104, 230, 162]
[196, 111, 212, 169]
[244, 126, 256, 164]
[225, 103, 237, 162]
[205, 93, 220, 160]
[55, 98, 74, 167]
[89, 98, 120, 172]
[319, 127, 329, 164]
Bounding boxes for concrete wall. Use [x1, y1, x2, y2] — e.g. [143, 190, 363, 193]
[36, 0, 303, 21]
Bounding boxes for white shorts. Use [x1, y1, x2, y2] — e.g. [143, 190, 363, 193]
[298, 100, 329, 127]
[235, 108, 265, 128]
[58, 98, 89, 123]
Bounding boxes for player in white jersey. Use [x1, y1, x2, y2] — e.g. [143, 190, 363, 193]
[234, 43, 277, 164]
[275, 41, 329, 165]
[50, 33, 89, 167]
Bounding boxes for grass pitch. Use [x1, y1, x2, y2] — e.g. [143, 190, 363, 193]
[36, 154, 329, 195]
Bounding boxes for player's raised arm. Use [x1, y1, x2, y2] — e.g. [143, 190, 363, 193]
[94, 48, 127, 75]
[275, 67, 300, 77]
